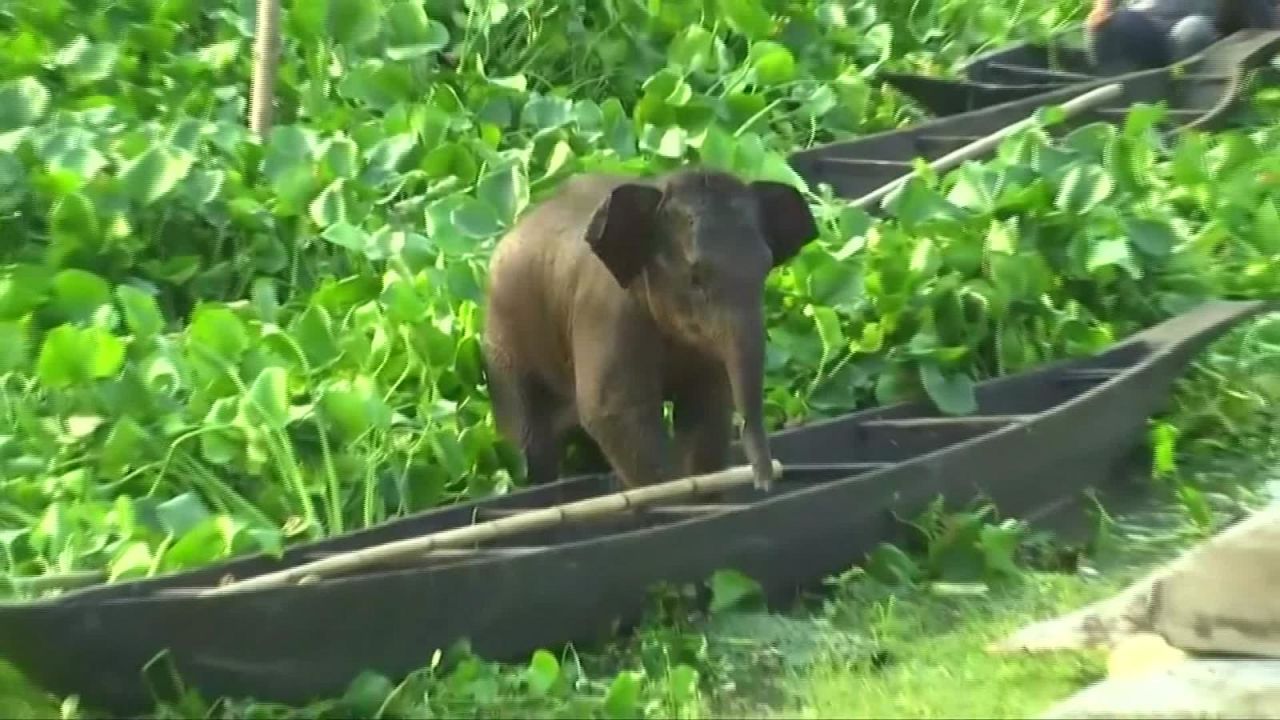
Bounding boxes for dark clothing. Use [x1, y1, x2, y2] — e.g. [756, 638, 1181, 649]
[1085, 0, 1276, 73]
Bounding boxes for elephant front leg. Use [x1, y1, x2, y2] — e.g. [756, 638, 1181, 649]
[578, 404, 675, 490]
[672, 374, 733, 478]
[572, 353, 674, 490]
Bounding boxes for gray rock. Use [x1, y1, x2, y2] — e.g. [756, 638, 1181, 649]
[1041, 659, 1280, 719]
[994, 503, 1280, 658]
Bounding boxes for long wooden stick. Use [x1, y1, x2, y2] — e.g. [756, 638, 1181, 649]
[204, 461, 782, 596]
[248, 0, 281, 136]
[851, 82, 1124, 211]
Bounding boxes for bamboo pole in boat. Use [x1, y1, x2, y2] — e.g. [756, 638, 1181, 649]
[851, 82, 1125, 211]
[203, 461, 781, 596]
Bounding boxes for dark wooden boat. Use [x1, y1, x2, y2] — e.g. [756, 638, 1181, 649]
[879, 28, 1280, 121]
[790, 29, 1280, 205]
[0, 299, 1268, 713]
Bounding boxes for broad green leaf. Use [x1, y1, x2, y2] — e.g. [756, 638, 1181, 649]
[118, 146, 194, 206]
[385, 1, 450, 59]
[864, 542, 920, 587]
[342, 671, 396, 717]
[109, 541, 154, 582]
[49, 193, 102, 248]
[321, 222, 370, 252]
[452, 198, 503, 239]
[603, 672, 643, 720]
[1086, 237, 1140, 278]
[323, 137, 360, 180]
[918, 362, 977, 415]
[0, 77, 51, 131]
[708, 568, 764, 613]
[1124, 217, 1177, 258]
[101, 417, 151, 477]
[0, 321, 28, 372]
[36, 325, 125, 388]
[526, 649, 560, 696]
[115, 285, 165, 339]
[748, 41, 796, 86]
[328, 0, 383, 47]
[241, 366, 291, 430]
[51, 269, 112, 325]
[309, 179, 350, 227]
[188, 306, 250, 362]
[477, 163, 530, 227]
[292, 305, 341, 370]
[669, 26, 716, 71]
[1053, 164, 1114, 215]
[718, 0, 774, 39]
[55, 36, 118, 86]
[156, 493, 213, 537]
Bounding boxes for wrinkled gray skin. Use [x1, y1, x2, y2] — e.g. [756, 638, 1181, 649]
[482, 168, 819, 491]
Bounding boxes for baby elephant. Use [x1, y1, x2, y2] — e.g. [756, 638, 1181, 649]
[482, 168, 820, 492]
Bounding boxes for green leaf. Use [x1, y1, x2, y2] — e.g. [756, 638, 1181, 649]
[0, 77, 51, 131]
[341, 671, 396, 717]
[1086, 237, 1140, 278]
[385, 0, 450, 59]
[918, 362, 977, 416]
[526, 649, 560, 696]
[708, 568, 764, 613]
[477, 163, 530, 228]
[452, 197, 503, 239]
[320, 378, 392, 441]
[1054, 164, 1114, 214]
[0, 321, 28, 373]
[49, 193, 102, 248]
[864, 542, 920, 587]
[55, 36, 119, 86]
[109, 541, 154, 582]
[51, 269, 112, 325]
[669, 26, 717, 71]
[1124, 217, 1177, 258]
[748, 41, 796, 86]
[979, 519, 1026, 580]
[118, 146, 194, 206]
[328, 0, 383, 47]
[321, 222, 370, 252]
[309, 179, 350, 227]
[718, 0, 774, 40]
[323, 137, 360, 180]
[241, 367, 291, 431]
[101, 417, 151, 477]
[603, 672, 643, 719]
[36, 325, 125, 388]
[156, 492, 213, 537]
[187, 306, 250, 362]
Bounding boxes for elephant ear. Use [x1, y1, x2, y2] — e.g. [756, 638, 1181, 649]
[751, 181, 819, 267]
[584, 183, 664, 288]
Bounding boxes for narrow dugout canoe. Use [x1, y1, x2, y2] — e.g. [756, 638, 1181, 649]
[0, 299, 1267, 713]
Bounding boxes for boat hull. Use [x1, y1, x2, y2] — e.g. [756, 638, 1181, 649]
[0, 300, 1267, 713]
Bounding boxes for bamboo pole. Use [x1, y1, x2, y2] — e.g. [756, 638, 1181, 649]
[851, 82, 1125, 211]
[203, 461, 782, 596]
[248, 0, 281, 136]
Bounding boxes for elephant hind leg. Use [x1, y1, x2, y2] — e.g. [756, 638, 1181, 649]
[485, 356, 565, 486]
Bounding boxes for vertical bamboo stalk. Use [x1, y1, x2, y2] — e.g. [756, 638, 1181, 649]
[249, 0, 282, 136]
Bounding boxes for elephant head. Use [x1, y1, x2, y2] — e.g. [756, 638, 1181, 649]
[582, 168, 820, 489]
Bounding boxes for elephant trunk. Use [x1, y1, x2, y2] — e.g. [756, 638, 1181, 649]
[723, 302, 776, 491]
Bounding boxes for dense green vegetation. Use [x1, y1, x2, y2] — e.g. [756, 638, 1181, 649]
[4, 0, 1280, 716]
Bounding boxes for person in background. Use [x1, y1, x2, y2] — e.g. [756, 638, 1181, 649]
[1085, 0, 1276, 73]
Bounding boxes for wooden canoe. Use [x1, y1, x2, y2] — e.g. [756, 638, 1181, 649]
[0, 299, 1267, 713]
